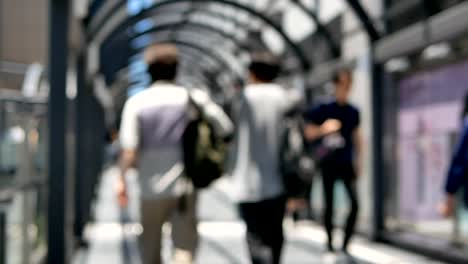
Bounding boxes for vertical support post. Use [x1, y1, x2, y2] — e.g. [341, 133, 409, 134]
[371, 58, 385, 240]
[346, 0, 381, 42]
[346, 0, 384, 241]
[47, 0, 70, 263]
[0, 209, 6, 264]
[74, 54, 87, 244]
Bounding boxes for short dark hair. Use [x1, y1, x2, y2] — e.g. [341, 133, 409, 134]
[332, 68, 352, 84]
[147, 55, 178, 82]
[249, 52, 281, 82]
[144, 44, 178, 82]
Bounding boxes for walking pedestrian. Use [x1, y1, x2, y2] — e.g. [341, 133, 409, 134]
[304, 69, 363, 254]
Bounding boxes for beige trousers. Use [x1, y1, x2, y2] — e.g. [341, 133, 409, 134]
[139, 194, 198, 264]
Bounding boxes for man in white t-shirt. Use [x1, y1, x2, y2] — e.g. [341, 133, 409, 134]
[117, 44, 233, 264]
[230, 52, 302, 264]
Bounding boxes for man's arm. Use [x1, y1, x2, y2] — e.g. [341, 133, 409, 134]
[445, 124, 468, 195]
[119, 149, 137, 180]
[441, 123, 468, 216]
[353, 127, 364, 178]
[117, 149, 137, 207]
[304, 120, 342, 142]
[304, 104, 341, 142]
[117, 98, 139, 207]
[191, 89, 234, 139]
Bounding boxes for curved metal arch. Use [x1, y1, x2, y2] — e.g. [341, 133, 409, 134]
[121, 37, 245, 86]
[345, 0, 381, 42]
[126, 46, 228, 82]
[133, 18, 246, 47]
[114, 31, 243, 85]
[88, 0, 344, 67]
[108, 5, 252, 45]
[130, 23, 248, 69]
[112, 20, 249, 56]
[121, 67, 224, 98]
[130, 28, 245, 79]
[115, 59, 239, 96]
[291, 0, 340, 57]
[123, 49, 233, 91]
[180, 2, 339, 58]
[105, 24, 244, 88]
[127, 41, 228, 73]
[87, 0, 311, 70]
[104, 11, 252, 78]
[126, 64, 222, 93]
[124, 51, 220, 82]
[117, 56, 233, 98]
[177, 50, 239, 93]
[179, 67, 225, 91]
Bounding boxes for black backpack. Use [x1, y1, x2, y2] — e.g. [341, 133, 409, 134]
[182, 100, 227, 189]
[279, 118, 316, 198]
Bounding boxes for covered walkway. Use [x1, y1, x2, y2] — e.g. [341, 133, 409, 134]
[3, 0, 468, 263]
[73, 168, 442, 264]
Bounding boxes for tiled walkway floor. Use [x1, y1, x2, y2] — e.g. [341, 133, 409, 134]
[74, 168, 445, 264]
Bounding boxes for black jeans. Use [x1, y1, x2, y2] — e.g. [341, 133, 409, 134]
[239, 196, 286, 264]
[321, 163, 359, 251]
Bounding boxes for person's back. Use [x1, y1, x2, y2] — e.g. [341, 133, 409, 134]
[120, 82, 190, 198]
[118, 44, 232, 264]
[233, 83, 293, 201]
[230, 51, 301, 264]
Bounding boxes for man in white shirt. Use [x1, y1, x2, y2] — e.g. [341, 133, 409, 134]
[117, 44, 233, 264]
[230, 52, 302, 264]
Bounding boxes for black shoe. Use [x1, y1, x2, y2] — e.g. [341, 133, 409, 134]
[342, 249, 357, 264]
[326, 243, 335, 253]
[342, 247, 348, 254]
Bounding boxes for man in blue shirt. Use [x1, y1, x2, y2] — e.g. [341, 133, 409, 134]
[304, 69, 363, 254]
[440, 95, 468, 217]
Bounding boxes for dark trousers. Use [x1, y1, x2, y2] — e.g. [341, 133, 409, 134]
[321, 163, 359, 251]
[239, 196, 286, 264]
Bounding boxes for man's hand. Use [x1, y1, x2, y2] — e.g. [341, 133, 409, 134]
[118, 149, 136, 208]
[116, 177, 128, 208]
[439, 195, 456, 218]
[287, 198, 308, 213]
[321, 119, 342, 135]
[305, 119, 342, 142]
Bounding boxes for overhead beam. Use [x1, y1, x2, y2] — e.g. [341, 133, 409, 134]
[346, 0, 381, 42]
[422, 0, 440, 17]
[122, 50, 230, 91]
[86, 0, 356, 69]
[127, 37, 244, 85]
[291, 0, 340, 57]
[131, 19, 246, 47]
[87, 0, 311, 70]
[131, 30, 244, 77]
[104, 31, 244, 87]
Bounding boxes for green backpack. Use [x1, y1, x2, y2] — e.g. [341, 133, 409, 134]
[182, 106, 227, 189]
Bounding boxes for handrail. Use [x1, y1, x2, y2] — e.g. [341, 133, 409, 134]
[0, 89, 47, 103]
[0, 178, 47, 204]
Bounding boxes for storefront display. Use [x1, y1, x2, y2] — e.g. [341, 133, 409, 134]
[393, 59, 468, 239]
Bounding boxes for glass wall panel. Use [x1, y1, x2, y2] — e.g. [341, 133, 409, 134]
[385, 59, 468, 242]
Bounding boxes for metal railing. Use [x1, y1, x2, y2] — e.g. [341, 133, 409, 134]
[0, 94, 47, 264]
